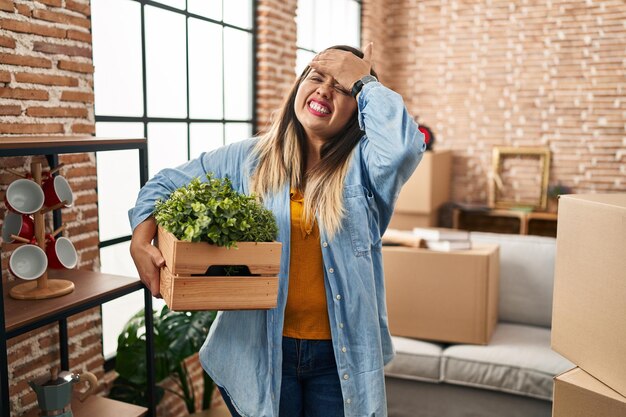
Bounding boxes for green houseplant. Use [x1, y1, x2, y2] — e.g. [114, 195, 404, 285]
[153, 173, 278, 248]
[108, 306, 216, 413]
[153, 173, 282, 311]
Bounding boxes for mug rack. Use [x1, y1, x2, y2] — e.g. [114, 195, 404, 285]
[7, 162, 74, 300]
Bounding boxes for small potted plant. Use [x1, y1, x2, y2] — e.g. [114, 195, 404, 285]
[109, 306, 217, 413]
[153, 173, 281, 311]
[547, 183, 572, 213]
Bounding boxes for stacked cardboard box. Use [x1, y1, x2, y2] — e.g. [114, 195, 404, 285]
[551, 194, 626, 416]
[553, 368, 626, 417]
[389, 150, 452, 229]
[383, 244, 499, 345]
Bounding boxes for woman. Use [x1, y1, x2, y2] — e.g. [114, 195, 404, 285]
[129, 44, 426, 417]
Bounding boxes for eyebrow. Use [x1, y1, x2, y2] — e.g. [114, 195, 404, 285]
[309, 70, 348, 92]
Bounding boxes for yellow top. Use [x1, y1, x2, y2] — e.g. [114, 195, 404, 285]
[282, 189, 331, 340]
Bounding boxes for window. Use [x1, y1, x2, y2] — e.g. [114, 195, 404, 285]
[296, 0, 361, 74]
[91, 0, 255, 359]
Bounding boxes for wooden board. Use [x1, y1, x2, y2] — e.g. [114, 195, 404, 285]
[160, 266, 278, 311]
[157, 226, 281, 275]
[4, 269, 142, 334]
[22, 395, 147, 417]
[0, 136, 145, 150]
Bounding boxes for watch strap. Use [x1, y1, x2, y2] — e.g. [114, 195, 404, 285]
[351, 75, 378, 98]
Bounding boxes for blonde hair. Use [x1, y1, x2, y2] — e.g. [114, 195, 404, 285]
[250, 117, 353, 240]
[250, 46, 373, 239]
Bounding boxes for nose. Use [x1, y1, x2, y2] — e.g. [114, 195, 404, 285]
[316, 81, 333, 99]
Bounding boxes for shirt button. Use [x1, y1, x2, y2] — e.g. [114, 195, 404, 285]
[329, 267, 334, 273]
[339, 323, 344, 328]
[341, 346, 347, 353]
[323, 242, 328, 248]
[343, 374, 349, 380]
[336, 294, 341, 300]
[346, 398, 352, 404]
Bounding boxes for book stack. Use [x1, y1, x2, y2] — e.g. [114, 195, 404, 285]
[411, 227, 471, 252]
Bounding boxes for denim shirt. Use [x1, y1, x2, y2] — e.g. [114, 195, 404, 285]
[128, 81, 426, 417]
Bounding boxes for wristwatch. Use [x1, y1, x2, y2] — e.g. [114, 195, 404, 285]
[351, 75, 378, 98]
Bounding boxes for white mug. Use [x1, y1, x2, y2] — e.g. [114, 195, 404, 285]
[46, 236, 78, 269]
[42, 175, 74, 208]
[4, 179, 45, 214]
[2, 212, 35, 243]
[9, 244, 48, 280]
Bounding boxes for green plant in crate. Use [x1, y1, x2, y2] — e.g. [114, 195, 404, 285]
[153, 173, 278, 248]
[108, 306, 217, 413]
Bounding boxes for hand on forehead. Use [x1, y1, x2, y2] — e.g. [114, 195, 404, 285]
[308, 43, 374, 91]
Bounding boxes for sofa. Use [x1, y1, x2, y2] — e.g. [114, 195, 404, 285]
[384, 232, 574, 417]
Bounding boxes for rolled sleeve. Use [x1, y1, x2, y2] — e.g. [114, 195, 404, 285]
[128, 138, 257, 231]
[356, 81, 426, 222]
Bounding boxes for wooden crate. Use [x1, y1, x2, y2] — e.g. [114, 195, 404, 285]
[157, 226, 281, 311]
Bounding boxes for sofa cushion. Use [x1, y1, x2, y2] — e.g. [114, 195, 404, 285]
[442, 323, 573, 400]
[470, 232, 556, 327]
[385, 336, 443, 383]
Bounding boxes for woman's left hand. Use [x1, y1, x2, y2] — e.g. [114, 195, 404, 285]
[309, 43, 373, 92]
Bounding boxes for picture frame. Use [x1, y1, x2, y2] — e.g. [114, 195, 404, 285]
[488, 146, 551, 211]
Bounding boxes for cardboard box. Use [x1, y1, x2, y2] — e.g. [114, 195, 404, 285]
[551, 194, 626, 396]
[157, 226, 281, 311]
[383, 244, 499, 344]
[388, 212, 438, 230]
[395, 150, 452, 214]
[553, 367, 626, 417]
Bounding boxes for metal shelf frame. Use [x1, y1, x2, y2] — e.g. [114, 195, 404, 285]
[0, 137, 156, 417]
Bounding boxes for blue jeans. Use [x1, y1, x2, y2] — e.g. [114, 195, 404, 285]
[219, 337, 344, 417]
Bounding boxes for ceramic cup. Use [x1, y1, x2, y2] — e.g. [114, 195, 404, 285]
[45, 236, 78, 269]
[42, 175, 73, 208]
[4, 178, 45, 214]
[1, 212, 35, 243]
[9, 244, 48, 280]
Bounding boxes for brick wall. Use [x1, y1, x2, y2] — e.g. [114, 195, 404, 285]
[361, 0, 392, 85]
[8, 0, 620, 415]
[0, 0, 100, 415]
[255, 0, 298, 134]
[362, 0, 626, 204]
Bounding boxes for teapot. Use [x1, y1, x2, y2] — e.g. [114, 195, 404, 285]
[29, 368, 98, 417]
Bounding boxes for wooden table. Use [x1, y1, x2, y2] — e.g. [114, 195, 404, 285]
[452, 208, 558, 237]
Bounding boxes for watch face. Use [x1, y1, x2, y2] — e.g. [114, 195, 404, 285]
[362, 75, 378, 84]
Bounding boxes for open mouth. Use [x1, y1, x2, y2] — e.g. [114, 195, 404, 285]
[307, 99, 332, 116]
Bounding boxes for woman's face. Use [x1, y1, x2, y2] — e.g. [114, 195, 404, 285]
[294, 69, 357, 143]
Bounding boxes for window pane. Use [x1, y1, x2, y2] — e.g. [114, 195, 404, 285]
[188, 0, 222, 20]
[224, 28, 252, 120]
[313, 0, 333, 51]
[145, 6, 187, 118]
[223, 0, 252, 29]
[344, 1, 361, 47]
[189, 19, 223, 119]
[296, 49, 315, 76]
[102, 291, 143, 360]
[190, 123, 224, 158]
[296, 0, 314, 50]
[92, 0, 143, 116]
[100, 242, 166, 359]
[95, 122, 144, 241]
[100, 242, 140, 360]
[147, 123, 188, 176]
[151, 0, 185, 10]
[225, 122, 252, 145]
